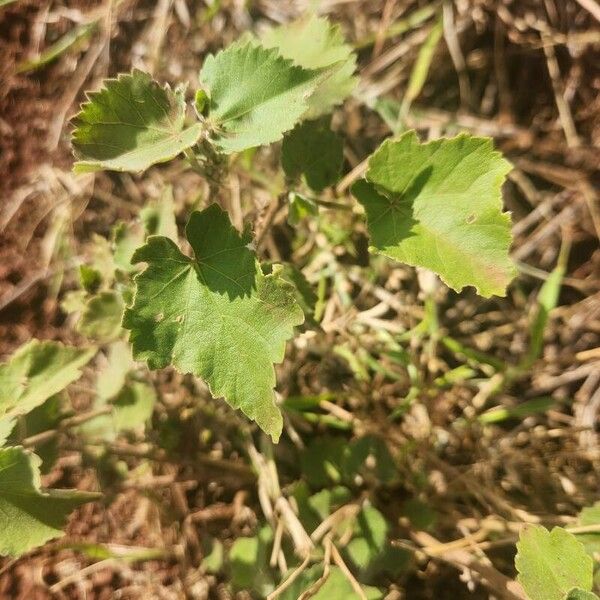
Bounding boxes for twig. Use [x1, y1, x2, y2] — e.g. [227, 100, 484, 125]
[541, 32, 580, 148]
[330, 541, 367, 600]
[22, 406, 112, 448]
[410, 531, 527, 600]
[267, 553, 311, 600]
[573, 0, 600, 22]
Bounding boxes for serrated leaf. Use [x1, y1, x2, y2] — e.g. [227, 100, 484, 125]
[72, 70, 202, 173]
[0, 340, 95, 423]
[262, 15, 357, 118]
[199, 41, 324, 153]
[282, 119, 343, 191]
[0, 447, 99, 557]
[78, 290, 125, 342]
[122, 204, 304, 440]
[516, 525, 594, 600]
[352, 131, 515, 297]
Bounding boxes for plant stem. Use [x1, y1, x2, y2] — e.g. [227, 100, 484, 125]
[22, 405, 113, 448]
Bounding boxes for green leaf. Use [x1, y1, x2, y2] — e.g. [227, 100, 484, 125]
[564, 589, 600, 600]
[352, 131, 515, 297]
[0, 340, 95, 424]
[140, 185, 178, 241]
[15, 396, 62, 472]
[199, 41, 324, 153]
[262, 15, 357, 118]
[516, 525, 594, 600]
[288, 193, 319, 226]
[72, 70, 202, 173]
[278, 565, 383, 600]
[282, 120, 344, 191]
[0, 447, 98, 557]
[229, 527, 274, 594]
[96, 341, 134, 401]
[112, 221, 145, 273]
[78, 290, 125, 342]
[575, 502, 600, 558]
[123, 204, 304, 440]
[201, 537, 224, 574]
[346, 505, 388, 572]
[80, 381, 156, 442]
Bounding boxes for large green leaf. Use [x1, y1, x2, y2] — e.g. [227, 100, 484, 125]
[282, 119, 343, 191]
[352, 131, 515, 297]
[199, 41, 324, 153]
[262, 14, 357, 118]
[72, 70, 202, 173]
[0, 340, 95, 423]
[515, 525, 594, 600]
[0, 447, 98, 557]
[122, 204, 304, 440]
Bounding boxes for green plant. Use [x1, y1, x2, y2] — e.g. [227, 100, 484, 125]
[0, 12, 532, 598]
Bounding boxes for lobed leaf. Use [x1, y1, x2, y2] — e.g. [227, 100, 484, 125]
[122, 204, 304, 440]
[199, 41, 324, 153]
[262, 14, 358, 118]
[352, 131, 515, 297]
[72, 70, 202, 173]
[0, 447, 98, 557]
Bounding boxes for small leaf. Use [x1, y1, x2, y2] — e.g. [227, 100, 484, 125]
[282, 120, 343, 191]
[346, 505, 388, 572]
[199, 41, 324, 153]
[0, 340, 95, 423]
[278, 565, 383, 600]
[288, 193, 319, 226]
[79, 265, 102, 293]
[140, 185, 178, 241]
[112, 221, 145, 273]
[201, 537, 224, 574]
[0, 446, 99, 557]
[72, 70, 202, 173]
[352, 131, 515, 297]
[15, 396, 62, 473]
[229, 527, 274, 594]
[96, 341, 133, 401]
[123, 204, 304, 440]
[516, 525, 594, 600]
[81, 381, 156, 442]
[564, 589, 600, 600]
[575, 502, 600, 558]
[262, 15, 358, 118]
[78, 290, 125, 342]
